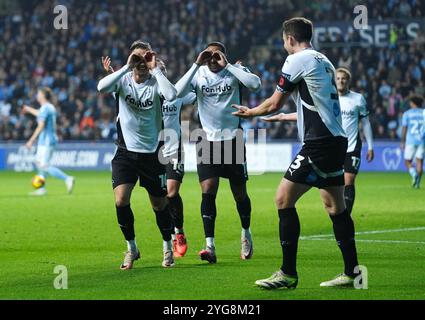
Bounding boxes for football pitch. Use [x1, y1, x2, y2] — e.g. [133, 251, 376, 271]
[0, 171, 424, 300]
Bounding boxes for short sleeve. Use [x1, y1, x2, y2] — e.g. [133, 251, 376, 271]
[37, 105, 49, 122]
[276, 55, 304, 93]
[359, 95, 369, 118]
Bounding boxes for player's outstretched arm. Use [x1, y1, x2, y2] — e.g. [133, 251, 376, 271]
[361, 116, 374, 162]
[22, 105, 39, 117]
[232, 90, 291, 119]
[261, 112, 297, 122]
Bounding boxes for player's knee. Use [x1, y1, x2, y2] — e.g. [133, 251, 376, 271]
[167, 184, 180, 198]
[275, 193, 291, 209]
[151, 197, 168, 212]
[115, 197, 130, 208]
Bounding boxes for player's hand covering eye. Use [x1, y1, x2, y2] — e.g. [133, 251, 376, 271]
[232, 104, 252, 118]
[127, 53, 144, 69]
[195, 50, 213, 66]
[212, 51, 228, 67]
[144, 51, 157, 70]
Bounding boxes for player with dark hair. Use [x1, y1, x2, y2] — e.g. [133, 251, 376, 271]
[401, 95, 425, 189]
[101, 56, 196, 258]
[336, 67, 374, 214]
[22, 87, 75, 196]
[233, 17, 360, 289]
[97, 40, 177, 270]
[176, 41, 262, 263]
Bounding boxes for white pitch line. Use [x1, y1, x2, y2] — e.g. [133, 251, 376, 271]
[301, 238, 425, 245]
[300, 227, 425, 240]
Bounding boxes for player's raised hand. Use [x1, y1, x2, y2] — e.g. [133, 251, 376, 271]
[366, 149, 375, 162]
[102, 56, 114, 74]
[195, 50, 213, 66]
[22, 105, 30, 115]
[127, 53, 143, 69]
[260, 114, 288, 122]
[212, 51, 228, 68]
[232, 104, 252, 118]
[144, 51, 157, 70]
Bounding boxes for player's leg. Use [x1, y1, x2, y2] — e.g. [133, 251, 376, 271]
[30, 146, 48, 196]
[148, 194, 175, 268]
[44, 146, 75, 194]
[198, 176, 219, 263]
[415, 158, 423, 189]
[167, 179, 187, 257]
[414, 145, 424, 188]
[255, 178, 310, 289]
[404, 145, 417, 186]
[114, 183, 140, 270]
[229, 178, 253, 260]
[344, 173, 356, 215]
[343, 152, 360, 215]
[319, 186, 359, 287]
[112, 149, 140, 270]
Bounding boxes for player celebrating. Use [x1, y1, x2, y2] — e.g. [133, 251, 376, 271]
[336, 68, 374, 214]
[23, 88, 75, 196]
[401, 96, 424, 189]
[233, 18, 360, 289]
[97, 41, 177, 269]
[176, 42, 262, 263]
[101, 57, 196, 258]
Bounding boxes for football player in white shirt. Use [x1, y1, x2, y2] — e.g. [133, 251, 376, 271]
[97, 41, 177, 270]
[176, 42, 262, 264]
[336, 67, 374, 214]
[101, 57, 196, 258]
[233, 18, 360, 289]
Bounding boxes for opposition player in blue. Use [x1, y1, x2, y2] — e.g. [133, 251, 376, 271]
[401, 96, 424, 189]
[23, 87, 75, 196]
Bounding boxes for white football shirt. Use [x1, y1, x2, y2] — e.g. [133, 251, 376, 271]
[339, 90, 369, 153]
[162, 92, 196, 157]
[114, 72, 164, 153]
[191, 64, 251, 141]
[276, 48, 346, 142]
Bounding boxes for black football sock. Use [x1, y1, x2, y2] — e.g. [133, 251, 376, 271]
[168, 194, 184, 232]
[154, 205, 173, 242]
[279, 208, 300, 277]
[344, 185, 356, 215]
[330, 209, 359, 277]
[201, 193, 217, 238]
[236, 196, 251, 230]
[116, 205, 135, 241]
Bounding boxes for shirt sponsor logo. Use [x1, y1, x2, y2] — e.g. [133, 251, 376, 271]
[125, 95, 154, 110]
[201, 84, 232, 95]
[162, 104, 178, 113]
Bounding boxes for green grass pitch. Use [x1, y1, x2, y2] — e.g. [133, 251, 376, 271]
[0, 171, 424, 300]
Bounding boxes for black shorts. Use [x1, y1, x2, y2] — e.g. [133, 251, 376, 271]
[166, 160, 185, 182]
[344, 150, 362, 175]
[111, 148, 167, 197]
[284, 136, 348, 189]
[196, 137, 248, 185]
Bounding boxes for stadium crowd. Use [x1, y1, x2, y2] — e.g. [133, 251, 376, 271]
[0, 0, 423, 142]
